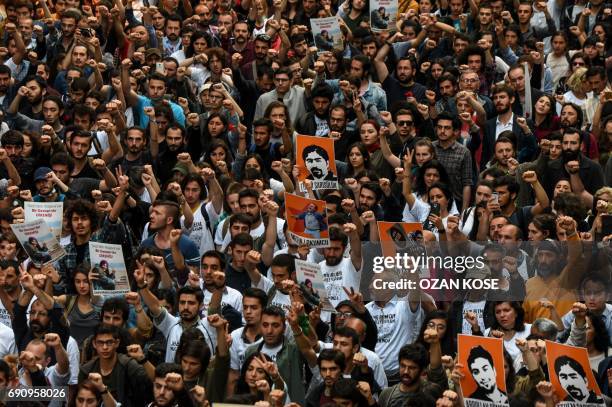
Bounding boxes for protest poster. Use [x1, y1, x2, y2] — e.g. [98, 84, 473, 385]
[11, 219, 66, 266]
[545, 341, 604, 406]
[89, 242, 130, 296]
[377, 221, 429, 278]
[310, 17, 343, 55]
[24, 201, 63, 241]
[370, 0, 398, 32]
[295, 259, 335, 312]
[457, 334, 510, 407]
[296, 135, 338, 192]
[285, 193, 329, 248]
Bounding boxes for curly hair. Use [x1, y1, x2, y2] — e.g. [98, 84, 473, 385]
[65, 199, 99, 233]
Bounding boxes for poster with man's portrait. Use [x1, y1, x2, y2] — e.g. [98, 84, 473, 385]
[285, 193, 329, 248]
[377, 221, 429, 278]
[458, 334, 510, 407]
[11, 219, 66, 266]
[546, 341, 604, 406]
[296, 135, 338, 192]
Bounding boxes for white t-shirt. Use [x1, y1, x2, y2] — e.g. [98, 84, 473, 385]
[216, 217, 287, 252]
[0, 301, 12, 328]
[183, 201, 221, 256]
[261, 341, 283, 362]
[154, 308, 217, 363]
[365, 299, 424, 374]
[0, 322, 16, 358]
[229, 326, 263, 370]
[402, 193, 459, 223]
[485, 323, 532, 368]
[255, 275, 292, 310]
[200, 284, 243, 318]
[461, 300, 487, 334]
[87, 131, 110, 157]
[319, 257, 361, 307]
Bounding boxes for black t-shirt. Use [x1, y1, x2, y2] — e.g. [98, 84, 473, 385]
[225, 264, 252, 293]
[69, 178, 101, 199]
[382, 76, 427, 109]
[73, 160, 102, 180]
[75, 242, 88, 266]
[109, 152, 154, 175]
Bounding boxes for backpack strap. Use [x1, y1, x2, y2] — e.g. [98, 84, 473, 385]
[63, 295, 77, 322]
[200, 203, 213, 235]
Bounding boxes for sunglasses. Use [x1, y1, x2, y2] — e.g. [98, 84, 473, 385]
[397, 120, 414, 126]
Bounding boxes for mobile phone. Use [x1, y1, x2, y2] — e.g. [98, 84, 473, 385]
[429, 202, 441, 217]
[80, 28, 92, 38]
[155, 62, 165, 75]
[491, 192, 499, 205]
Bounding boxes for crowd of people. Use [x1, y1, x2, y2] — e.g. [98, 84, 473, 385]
[0, 0, 610, 405]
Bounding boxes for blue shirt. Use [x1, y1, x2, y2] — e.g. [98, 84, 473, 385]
[136, 95, 186, 129]
[140, 233, 200, 273]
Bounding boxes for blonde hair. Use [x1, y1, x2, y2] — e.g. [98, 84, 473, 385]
[566, 67, 588, 92]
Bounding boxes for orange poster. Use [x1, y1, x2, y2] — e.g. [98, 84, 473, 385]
[295, 135, 338, 192]
[457, 334, 509, 407]
[377, 221, 428, 277]
[285, 193, 329, 248]
[545, 341, 604, 406]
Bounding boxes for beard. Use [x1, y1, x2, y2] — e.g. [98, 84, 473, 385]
[397, 73, 412, 84]
[30, 321, 45, 334]
[308, 166, 326, 178]
[536, 263, 557, 278]
[180, 311, 197, 322]
[325, 255, 343, 267]
[495, 104, 510, 114]
[563, 149, 580, 162]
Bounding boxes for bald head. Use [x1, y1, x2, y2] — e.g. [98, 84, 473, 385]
[344, 317, 366, 344]
[499, 224, 522, 243]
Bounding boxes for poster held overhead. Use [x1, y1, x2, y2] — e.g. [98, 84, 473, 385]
[545, 340, 604, 406]
[285, 193, 330, 248]
[310, 17, 344, 55]
[89, 242, 131, 297]
[295, 134, 338, 192]
[12, 219, 66, 266]
[457, 334, 510, 407]
[24, 202, 63, 241]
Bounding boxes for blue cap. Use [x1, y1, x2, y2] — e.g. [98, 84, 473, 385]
[33, 167, 52, 182]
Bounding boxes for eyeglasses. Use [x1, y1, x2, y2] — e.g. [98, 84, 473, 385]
[337, 312, 353, 318]
[95, 339, 117, 347]
[397, 120, 414, 126]
[573, 61, 585, 66]
[462, 78, 479, 84]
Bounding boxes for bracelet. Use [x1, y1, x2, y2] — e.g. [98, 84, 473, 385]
[138, 356, 148, 364]
[293, 328, 304, 337]
[135, 307, 143, 313]
[100, 387, 109, 395]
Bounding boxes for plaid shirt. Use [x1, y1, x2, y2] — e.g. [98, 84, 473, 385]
[433, 141, 473, 205]
[57, 217, 128, 295]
